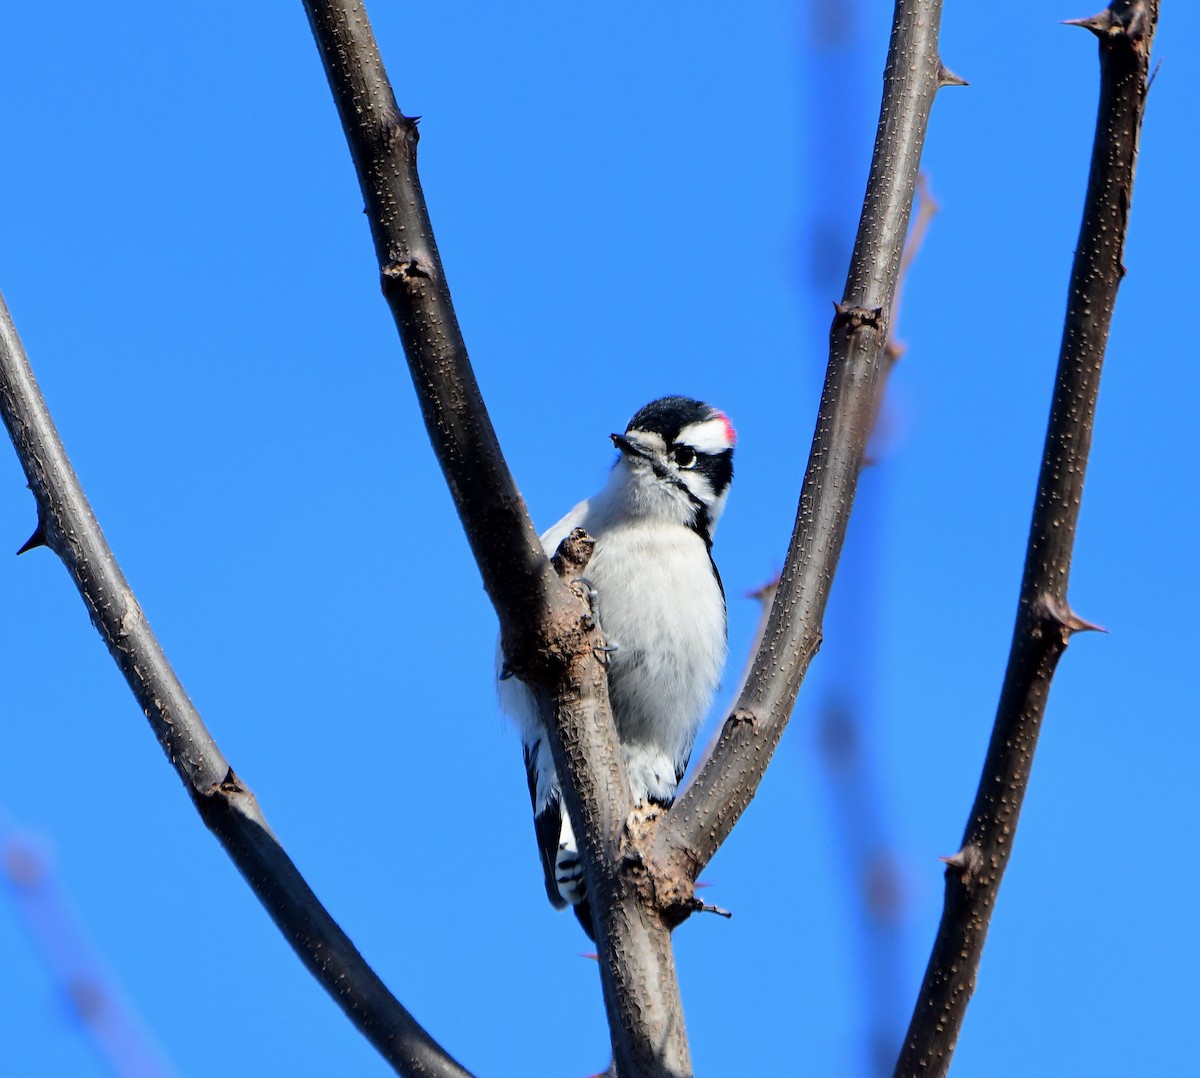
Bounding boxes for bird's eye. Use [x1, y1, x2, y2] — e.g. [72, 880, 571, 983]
[672, 445, 697, 469]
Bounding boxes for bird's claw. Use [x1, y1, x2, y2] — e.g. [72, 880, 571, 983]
[574, 575, 599, 607]
[593, 641, 619, 666]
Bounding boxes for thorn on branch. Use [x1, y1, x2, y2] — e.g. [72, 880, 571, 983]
[217, 768, 246, 796]
[16, 519, 47, 555]
[1063, 12, 1110, 36]
[725, 708, 757, 731]
[938, 845, 984, 885]
[744, 574, 780, 605]
[383, 113, 421, 151]
[689, 898, 733, 920]
[1038, 594, 1108, 638]
[1064, 610, 1107, 635]
[937, 62, 969, 88]
[193, 767, 271, 835]
[884, 338, 908, 366]
[382, 259, 432, 284]
[832, 301, 885, 333]
[1064, 3, 1147, 42]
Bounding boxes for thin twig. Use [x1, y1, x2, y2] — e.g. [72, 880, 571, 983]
[0, 812, 178, 1077]
[299, 0, 553, 656]
[886, 173, 940, 365]
[817, 704, 908, 1076]
[652, 0, 958, 884]
[808, 144, 939, 1078]
[812, 163, 938, 1078]
[299, 2, 689, 1072]
[894, 3, 1159, 1075]
[0, 293, 472, 1078]
[734, 576, 781, 702]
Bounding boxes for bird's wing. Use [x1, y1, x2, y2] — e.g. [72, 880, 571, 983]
[538, 498, 592, 555]
[524, 739, 567, 909]
[511, 496, 593, 910]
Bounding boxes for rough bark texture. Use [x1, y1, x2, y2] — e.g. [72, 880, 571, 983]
[6, 0, 1145, 1071]
[0, 293, 473, 1078]
[300, 2, 690, 1072]
[651, 0, 955, 886]
[545, 531, 691, 1075]
[894, 4, 1159, 1075]
[299, 0, 553, 665]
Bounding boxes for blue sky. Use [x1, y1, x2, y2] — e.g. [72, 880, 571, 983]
[1, 4, 1194, 1076]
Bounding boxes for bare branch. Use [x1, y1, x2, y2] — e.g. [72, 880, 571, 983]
[887, 173, 940, 365]
[0, 293, 472, 1078]
[653, 0, 953, 880]
[544, 533, 691, 1075]
[297, 0, 553, 661]
[1, 815, 177, 1077]
[733, 576, 780, 701]
[299, 2, 689, 1071]
[817, 705, 908, 1077]
[895, 3, 1159, 1075]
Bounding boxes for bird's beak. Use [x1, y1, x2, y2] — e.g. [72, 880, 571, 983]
[611, 432, 649, 459]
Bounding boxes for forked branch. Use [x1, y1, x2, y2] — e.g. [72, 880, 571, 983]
[894, 3, 1159, 1075]
[652, 0, 957, 881]
[300, 1, 689, 1072]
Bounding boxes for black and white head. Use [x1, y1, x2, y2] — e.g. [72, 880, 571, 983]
[608, 396, 736, 544]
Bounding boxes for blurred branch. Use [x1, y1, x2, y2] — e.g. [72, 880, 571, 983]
[886, 173, 940, 366]
[733, 576, 780, 700]
[0, 293, 472, 1078]
[814, 168, 937, 1078]
[1, 815, 177, 1077]
[817, 706, 908, 1077]
[653, 0, 959, 881]
[300, 2, 688, 1072]
[895, 3, 1159, 1074]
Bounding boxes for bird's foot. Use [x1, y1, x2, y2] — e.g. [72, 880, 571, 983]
[574, 576, 619, 665]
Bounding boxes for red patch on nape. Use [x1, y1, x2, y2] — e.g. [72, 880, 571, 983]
[717, 412, 737, 447]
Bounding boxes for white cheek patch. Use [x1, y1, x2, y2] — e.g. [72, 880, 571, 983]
[677, 415, 735, 454]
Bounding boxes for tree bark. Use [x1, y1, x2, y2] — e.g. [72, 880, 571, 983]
[651, 0, 958, 888]
[300, 2, 690, 1071]
[894, 4, 1159, 1074]
[0, 292, 472, 1078]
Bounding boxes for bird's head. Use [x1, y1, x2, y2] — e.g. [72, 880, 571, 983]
[608, 396, 736, 543]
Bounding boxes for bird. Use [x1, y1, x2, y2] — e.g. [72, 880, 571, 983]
[498, 395, 735, 936]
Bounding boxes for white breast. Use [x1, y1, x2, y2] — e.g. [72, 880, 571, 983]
[538, 499, 726, 802]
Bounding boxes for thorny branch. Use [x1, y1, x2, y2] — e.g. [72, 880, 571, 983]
[300, 1, 689, 1073]
[2, 0, 1152, 1073]
[894, 3, 1159, 1075]
[0, 293, 472, 1078]
[651, 0, 959, 887]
